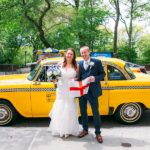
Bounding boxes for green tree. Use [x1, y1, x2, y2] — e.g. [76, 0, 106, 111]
[71, 0, 111, 51]
[137, 34, 150, 64]
[0, 0, 23, 64]
[120, 0, 150, 50]
[117, 45, 137, 62]
[21, 0, 52, 48]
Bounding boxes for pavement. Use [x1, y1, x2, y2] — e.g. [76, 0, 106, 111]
[1, 111, 150, 150]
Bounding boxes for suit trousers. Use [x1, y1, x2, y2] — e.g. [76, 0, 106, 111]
[79, 89, 101, 135]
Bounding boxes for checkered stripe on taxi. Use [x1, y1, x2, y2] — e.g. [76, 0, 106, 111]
[0, 86, 150, 92]
[102, 86, 150, 90]
[0, 88, 56, 92]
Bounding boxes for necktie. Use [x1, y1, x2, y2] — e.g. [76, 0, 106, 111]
[84, 61, 89, 70]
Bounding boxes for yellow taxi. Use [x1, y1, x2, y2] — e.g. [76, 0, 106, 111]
[0, 57, 150, 126]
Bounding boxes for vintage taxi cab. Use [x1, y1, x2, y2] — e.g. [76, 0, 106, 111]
[0, 57, 150, 126]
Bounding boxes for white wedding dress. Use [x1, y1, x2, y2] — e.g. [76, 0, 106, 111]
[48, 66, 81, 137]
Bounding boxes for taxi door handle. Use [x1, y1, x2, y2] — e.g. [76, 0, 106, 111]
[33, 81, 41, 85]
[104, 81, 108, 85]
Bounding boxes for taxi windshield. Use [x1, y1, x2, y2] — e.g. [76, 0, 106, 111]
[27, 63, 41, 81]
[125, 63, 136, 79]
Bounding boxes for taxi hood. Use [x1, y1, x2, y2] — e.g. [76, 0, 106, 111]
[134, 72, 150, 80]
[0, 74, 29, 85]
[0, 73, 28, 80]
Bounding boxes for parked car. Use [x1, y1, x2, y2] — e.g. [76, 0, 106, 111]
[0, 57, 150, 126]
[126, 62, 147, 73]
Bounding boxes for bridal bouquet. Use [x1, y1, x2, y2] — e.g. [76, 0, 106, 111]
[47, 65, 61, 85]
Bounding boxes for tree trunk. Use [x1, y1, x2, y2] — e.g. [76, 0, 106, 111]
[38, 26, 51, 48]
[74, 0, 80, 10]
[113, 0, 120, 57]
[128, 0, 134, 50]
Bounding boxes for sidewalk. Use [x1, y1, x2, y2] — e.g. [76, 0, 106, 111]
[0, 126, 150, 150]
[1, 112, 150, 150]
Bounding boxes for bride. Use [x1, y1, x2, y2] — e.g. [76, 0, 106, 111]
[48, 48, 81, 137]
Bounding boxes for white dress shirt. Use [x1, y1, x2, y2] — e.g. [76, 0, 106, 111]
[84, 58, 90, 70]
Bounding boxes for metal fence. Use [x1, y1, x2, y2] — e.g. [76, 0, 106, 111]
[0, 64, 30, 75]
[0, 64, 20, 71]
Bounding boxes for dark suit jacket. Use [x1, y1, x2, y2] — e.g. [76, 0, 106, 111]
[78, 58, 105, 98]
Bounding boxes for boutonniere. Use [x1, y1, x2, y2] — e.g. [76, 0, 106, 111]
[89, 62, 94, 69]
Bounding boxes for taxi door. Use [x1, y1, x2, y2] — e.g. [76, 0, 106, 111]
[105, 64, 130, 113]
[30, 66, 56, 117]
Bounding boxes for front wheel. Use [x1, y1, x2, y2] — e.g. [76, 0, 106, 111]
[115, 103, 143, 124]
[0, 101, 17, 126]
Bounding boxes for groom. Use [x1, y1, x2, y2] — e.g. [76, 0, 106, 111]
[78, 46, 105, 143]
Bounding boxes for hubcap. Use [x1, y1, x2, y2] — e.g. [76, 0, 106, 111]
[0, 108, 9, 121]
[124, 106, 137, 118]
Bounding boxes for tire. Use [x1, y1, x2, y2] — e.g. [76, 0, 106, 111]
[0, 101, 17, 126]
[115, 103, 143, 124]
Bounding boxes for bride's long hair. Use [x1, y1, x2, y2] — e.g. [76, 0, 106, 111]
[63, 48, 77, 69]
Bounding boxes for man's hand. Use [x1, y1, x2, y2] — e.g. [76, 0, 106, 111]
[89, 76, 95, 82]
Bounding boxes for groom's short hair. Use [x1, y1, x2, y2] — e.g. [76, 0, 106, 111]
[80, 46, 90, 52]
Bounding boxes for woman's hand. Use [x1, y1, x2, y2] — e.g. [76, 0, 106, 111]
[74, 77, 78, 81]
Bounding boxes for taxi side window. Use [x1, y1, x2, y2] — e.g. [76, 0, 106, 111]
[37, 66, 48, 82]
[108, 65, 126, 80]
[37, 63, 58, 82]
